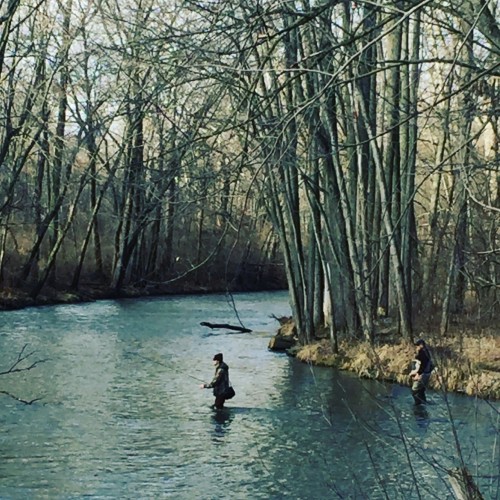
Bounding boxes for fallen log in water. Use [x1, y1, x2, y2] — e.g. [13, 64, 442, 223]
[200, 322, 252, 333]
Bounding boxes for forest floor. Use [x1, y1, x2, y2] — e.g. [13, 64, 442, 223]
[276, 318, 500, 401]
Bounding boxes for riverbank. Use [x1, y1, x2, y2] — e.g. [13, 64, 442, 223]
[272, 319, 500, 400]
[0, 282, 285, 311]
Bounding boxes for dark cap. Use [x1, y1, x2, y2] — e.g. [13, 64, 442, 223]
[414, 338, 426, 346]
[213, 353, 223, 362]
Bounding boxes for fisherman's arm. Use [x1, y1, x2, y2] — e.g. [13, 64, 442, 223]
[202, 368, 222, 389]
[409, 359, 422, 379]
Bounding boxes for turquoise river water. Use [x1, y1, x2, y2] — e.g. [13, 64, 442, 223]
[0, 291, 498, 499]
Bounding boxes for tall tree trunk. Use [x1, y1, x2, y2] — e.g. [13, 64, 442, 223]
[31, 172, 89, 298]
[400, 7, 421, 322]
[381, 7, 403, 320]
[49, 0, 73, 287]
[357, 90, 413, 340]
[440, 22, 474, 333]
[111, 90, 145, 290]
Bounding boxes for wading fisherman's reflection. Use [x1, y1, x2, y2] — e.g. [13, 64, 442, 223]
[211, 407, 234, 441]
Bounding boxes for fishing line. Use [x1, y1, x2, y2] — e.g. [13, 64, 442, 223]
[126, 350, 207, 383]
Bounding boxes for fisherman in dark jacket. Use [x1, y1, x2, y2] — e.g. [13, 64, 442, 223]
[201, 353, 230, 409]
[410, 339, 433, 404]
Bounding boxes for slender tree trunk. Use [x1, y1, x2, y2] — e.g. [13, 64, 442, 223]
[111, 89, 145, 290]
[49, 0, 73, 287]
[31, 172, 89, 298]
[400, 7, 421, 321]
[163, 177, 177, 272]
[440, 22, 474, 332]
[356, 89, 413, 340]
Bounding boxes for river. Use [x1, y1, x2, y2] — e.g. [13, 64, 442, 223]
[0, 291, 498, 499]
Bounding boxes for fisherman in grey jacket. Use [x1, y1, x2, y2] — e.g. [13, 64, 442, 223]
[201, 353, 229, 409]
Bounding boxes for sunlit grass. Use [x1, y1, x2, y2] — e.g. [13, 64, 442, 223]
[294, 328, 500, 400]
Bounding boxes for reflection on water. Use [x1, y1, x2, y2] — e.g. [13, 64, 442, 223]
[413, 403, 430, 430]
[211, 408, 234, 442]
[0, 291, 498, 499]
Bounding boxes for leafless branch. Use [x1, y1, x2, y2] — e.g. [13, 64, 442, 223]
[0, 343, 49, 376]
[0, 390, 41, 405]
[0, 344, 49, 405]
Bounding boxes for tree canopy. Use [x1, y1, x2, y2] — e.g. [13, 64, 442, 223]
[0, 0, 498, 342]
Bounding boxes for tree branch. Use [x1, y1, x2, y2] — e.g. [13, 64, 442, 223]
[0, 343, 49, 376]
[0, 344, 48, 405]
[0, 390, 41, 405]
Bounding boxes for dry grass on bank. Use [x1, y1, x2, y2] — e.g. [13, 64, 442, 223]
[295, 330, 500, 400]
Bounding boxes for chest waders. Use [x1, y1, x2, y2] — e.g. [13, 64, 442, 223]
[412, 352, 433, 405]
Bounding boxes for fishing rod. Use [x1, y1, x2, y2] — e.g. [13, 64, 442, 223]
[127, 350, 207, 383]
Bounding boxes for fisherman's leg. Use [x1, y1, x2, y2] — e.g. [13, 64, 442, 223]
[412, 380, 425, 405]
[214, 395, 225, 409]
[419, 373, 431, 403]
[419, 387, 427, 403]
